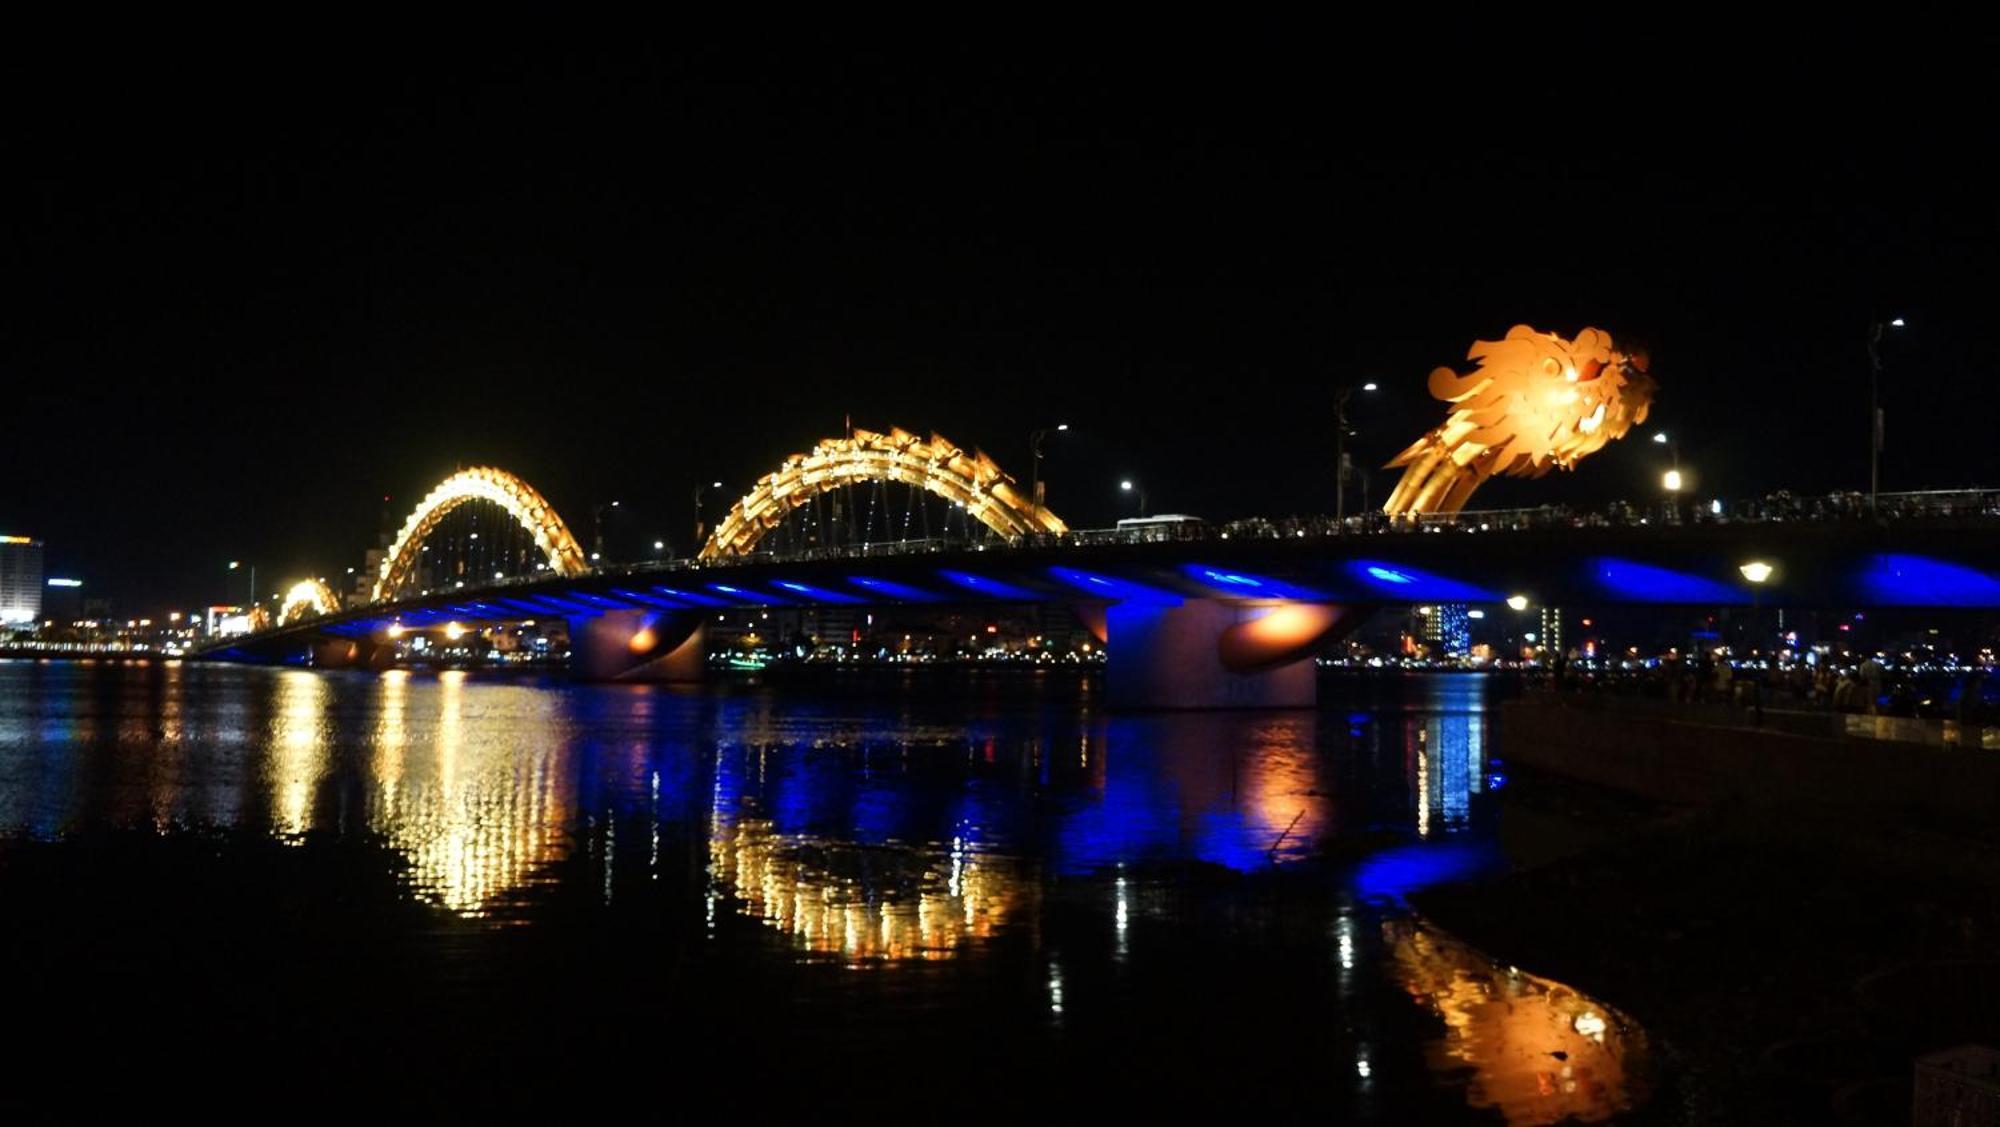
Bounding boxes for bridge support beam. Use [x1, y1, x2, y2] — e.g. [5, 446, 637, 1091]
[567, 610, 707, 682]
[1104, 599, 1361, 710]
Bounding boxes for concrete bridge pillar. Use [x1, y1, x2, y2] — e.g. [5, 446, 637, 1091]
[309, 637, 394, 671]
[567, 609, 707, 682]
[1104, 599, 1362, 710]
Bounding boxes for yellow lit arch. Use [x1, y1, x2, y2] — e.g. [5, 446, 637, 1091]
[699, 427, 1068, 560]
[277, 579, 342, 625]
[372, 467, 588, 603]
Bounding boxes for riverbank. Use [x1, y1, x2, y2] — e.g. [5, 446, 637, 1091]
[1411, 761, 2000, 1123]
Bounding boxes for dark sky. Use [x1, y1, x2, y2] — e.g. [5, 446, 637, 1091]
[4, 32, 1993, 610]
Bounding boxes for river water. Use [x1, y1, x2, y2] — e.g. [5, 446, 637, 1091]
[0, 660, 1648, 1120]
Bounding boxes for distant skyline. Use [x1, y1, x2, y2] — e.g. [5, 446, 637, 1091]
[5, 33, 1993, 607]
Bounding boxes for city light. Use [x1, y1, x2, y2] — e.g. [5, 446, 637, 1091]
[1738, 560, 1775, 584]
[1662, 469, 1683, 492]
[46, 578, 82, 588]
[1506, 595, 1530, 611]
[444, 621, 467, 641]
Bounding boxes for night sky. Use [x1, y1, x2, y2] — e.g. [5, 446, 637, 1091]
[5, 33, 1993, 610]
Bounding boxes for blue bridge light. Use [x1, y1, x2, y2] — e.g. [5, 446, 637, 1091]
[1180, 564, 1326, 600]
[937, 570, 1039, 601]
[1346, 560, 1498, 602]
[1859, 554, 2000, 607]
[771, 580, 866, 605]
[1584, 557, 1743, 604]
[846, 576, 943, 602]
[1048, 566, 1179, 604]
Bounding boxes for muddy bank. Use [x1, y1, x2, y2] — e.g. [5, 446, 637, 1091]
[1411, 769, 2000, 1123]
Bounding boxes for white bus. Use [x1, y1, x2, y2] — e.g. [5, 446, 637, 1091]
[1114, 514, 1209, 542]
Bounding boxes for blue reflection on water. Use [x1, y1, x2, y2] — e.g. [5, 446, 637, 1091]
[0, 662, 1501, 890]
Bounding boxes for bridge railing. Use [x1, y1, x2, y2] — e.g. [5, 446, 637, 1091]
[350, 488, 2000, 612]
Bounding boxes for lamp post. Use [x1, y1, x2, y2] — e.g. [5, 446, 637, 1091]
[1739, 560, 1775, 720]
[693, 481, 724, 551]
[1739, 559, 1774, 653]
[1119, 479, 1148, 519]
[591, 500, 622, 565]
[1653, 432, 1688, 524]
[1867, 318, 1905, 517]
[1334, 383, 1379, 527]
[228, 560, 255, 607]
[1029, 424, 1069, 529]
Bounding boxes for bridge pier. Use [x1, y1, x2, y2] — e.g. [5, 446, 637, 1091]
[309, 637, 394, 671]
[567, 610, 707, 682]
[1104, 599, 1361, 710]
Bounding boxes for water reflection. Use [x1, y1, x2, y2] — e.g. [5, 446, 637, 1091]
[0, 662, 1648, 1120]
[1387, 918, 1649, 1124]
[371, 671, 576, 913]
[709, 814, 1030, 963]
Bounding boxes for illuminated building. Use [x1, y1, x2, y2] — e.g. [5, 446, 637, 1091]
[0, 535, 44, 626]
[41, 576, 83, 623]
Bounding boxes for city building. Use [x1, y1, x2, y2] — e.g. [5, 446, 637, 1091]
[1, 535, 45, 626]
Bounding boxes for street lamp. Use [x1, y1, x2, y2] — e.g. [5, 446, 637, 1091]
[1335, 383, 1379, 527]
[228, 560, 256, 606]
[1029, 424, 1069, 529]
[1740, 560, 1774, 657]
[1119, 479, 1149, 518]
[693, 481, 725, 550]
[591, 500, 623, 564]
[1652, 431, 1687, 522]
[1868, 318, 1906, 516]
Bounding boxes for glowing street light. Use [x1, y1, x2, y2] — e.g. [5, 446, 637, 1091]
[1506, 594, 1530, 611]
[1335, 382, 1381, 525]
[1119, 478, 1148, 518]
[694, 481, 727, 548]
[1739, 560, 1774, 584]
[1029, 424, 1070, 528]
[1868, 318, 1907, 515]
[1663, 469, 1684, 492]
[227, 560, 256, 604]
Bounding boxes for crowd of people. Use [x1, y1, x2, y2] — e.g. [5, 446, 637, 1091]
[1215, 488, 2000, 541]
[1545, 650, 1995, 726]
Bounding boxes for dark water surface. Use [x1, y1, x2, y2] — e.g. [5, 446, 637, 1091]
[0, 660, 1647, 1120]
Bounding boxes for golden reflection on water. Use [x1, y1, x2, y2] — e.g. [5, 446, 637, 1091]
[380, 671, 575, 915]
[710, 815, 1031, 964]
[262, 669, 576, 915]
[1386, 918, 1649, 1124]
[269, 670, 331, 836]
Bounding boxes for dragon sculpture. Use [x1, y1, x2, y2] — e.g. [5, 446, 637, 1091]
[1382, 325, 1655, 516]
